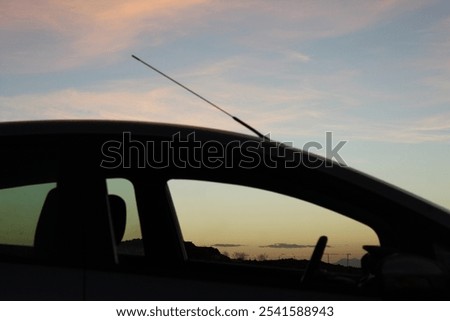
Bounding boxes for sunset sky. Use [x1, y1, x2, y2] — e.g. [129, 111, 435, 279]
[1, 1, 450, 260]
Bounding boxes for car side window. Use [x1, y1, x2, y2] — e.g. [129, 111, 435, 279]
[0, 183, 56, 247]
[106, 178, 144, 256]
[168, 179, 379, 269]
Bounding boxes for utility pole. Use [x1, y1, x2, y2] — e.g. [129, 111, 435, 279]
[346, 253, 351, 267]
[324, 253, 338, 264]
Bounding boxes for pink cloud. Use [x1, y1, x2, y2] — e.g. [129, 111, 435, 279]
[1, 0, 430, 73]
[1, 0, 207, 72]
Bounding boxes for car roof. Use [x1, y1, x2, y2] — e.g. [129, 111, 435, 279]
[0, 119, 257, 141]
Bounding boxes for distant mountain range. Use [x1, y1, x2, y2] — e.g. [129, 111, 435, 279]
[334, 258, 361, 268]
[119, 239, 362, 270]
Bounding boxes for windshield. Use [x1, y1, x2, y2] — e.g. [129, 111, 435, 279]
[1, 2, 449, 210]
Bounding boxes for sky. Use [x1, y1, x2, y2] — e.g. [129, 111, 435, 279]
[1, 1, 450, 261]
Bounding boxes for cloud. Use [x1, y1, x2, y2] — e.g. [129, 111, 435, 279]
[210, 243, 243, 248]
[0, 82, 252, 134]
[260, 243, 329, 249]
[0, 74, 360, 141]
[224, 0, 429, 48]
[325, 113, 450, 144]
[1, 75, 449, 144]
[411, 20, 450, 108]
[283, 50, 311, 63]
[0, 0, 430, 74]
[0, 87, 168, 120]
[0, 0, 207, 73]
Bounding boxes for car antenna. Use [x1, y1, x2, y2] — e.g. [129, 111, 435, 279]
[132, 54, 268, 140]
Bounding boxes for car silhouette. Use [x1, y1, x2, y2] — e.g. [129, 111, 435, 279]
[0, 119, 449, 300]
